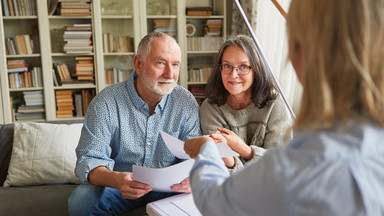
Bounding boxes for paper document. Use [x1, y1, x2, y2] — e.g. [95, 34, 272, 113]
[133, 159, 195, 192]
[146, 193, 202, 216]
[132, 132, 238, 192]
[160, 131, 239, 159]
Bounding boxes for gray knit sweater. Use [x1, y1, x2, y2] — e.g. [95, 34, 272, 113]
[200, 95, 293, 172]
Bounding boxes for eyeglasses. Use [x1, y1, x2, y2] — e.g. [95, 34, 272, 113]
[219, 64, 253, 75]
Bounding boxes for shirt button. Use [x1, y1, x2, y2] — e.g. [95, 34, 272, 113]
[148, 142, 151, 145]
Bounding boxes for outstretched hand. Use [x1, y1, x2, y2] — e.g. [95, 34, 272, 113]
[184, 136, 213, 158]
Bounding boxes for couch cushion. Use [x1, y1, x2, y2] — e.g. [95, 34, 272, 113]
[3, 122, 83, 187]
[0, 184, 77, 216]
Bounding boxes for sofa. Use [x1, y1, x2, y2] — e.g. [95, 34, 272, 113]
[0, 121, 146, 216]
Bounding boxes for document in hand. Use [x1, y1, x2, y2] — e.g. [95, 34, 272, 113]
[146, 193, 202, 216]
[132, 159, 195, 192]
[132, 132, 238, 192]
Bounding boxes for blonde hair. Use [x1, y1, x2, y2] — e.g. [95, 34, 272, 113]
[287, 0, 384, 131]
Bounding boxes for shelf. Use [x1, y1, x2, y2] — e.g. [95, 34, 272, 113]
[0, 0, 228, 123]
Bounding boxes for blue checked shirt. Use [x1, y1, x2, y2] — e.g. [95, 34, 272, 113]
[75, 70, 202, 182]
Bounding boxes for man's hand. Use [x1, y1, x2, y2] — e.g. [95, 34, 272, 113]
[117, 172, 153, 199]
[184, 136, 213, 158]
[170, 177, 191, 193]
[88, 166, 152, 200]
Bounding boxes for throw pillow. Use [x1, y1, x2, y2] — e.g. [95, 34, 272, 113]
[3, 122, 83, 187]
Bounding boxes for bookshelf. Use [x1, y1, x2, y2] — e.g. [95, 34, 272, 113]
[185, 0, 227, 104]
[0, 0, 228, 123]
[93, 0, 138, 88]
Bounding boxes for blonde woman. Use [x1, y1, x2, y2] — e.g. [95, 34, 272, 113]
[184, 0, 384, 215]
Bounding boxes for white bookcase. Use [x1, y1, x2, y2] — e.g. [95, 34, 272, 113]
[0, 0, 227, 123]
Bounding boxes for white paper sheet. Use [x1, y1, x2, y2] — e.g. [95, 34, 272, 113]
[146, 193, 202, 216]
[132, 159, 195, 192]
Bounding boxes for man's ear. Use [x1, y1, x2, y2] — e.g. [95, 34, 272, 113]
[133, 55, 142, 72]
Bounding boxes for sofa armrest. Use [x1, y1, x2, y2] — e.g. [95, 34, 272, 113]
[0, 124, 14, 186]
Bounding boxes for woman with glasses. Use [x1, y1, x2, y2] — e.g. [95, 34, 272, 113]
[200, 34, 292, 172]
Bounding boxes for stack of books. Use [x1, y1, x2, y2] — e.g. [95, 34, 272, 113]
[153, 19, 177, 38]
[63, 24, 93, 54]
[55, 90, 74, 118]
[15, 105, 45, 121]
[203, 19, 223, 36]
[14, 91, 45, 121]
[59, 0, 91, 16]
[74, 56, 94, 81]
[102, 33, 133, 53]
[186, 7, 212, 16]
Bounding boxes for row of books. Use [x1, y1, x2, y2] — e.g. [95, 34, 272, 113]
[102, 33, 133, 53]
[5, 34, 37, 55]
[187, 36, 223, 51]
[55, 89, 94, 118]
[63, 24, 93, 54]
[188, 66, 213, 83]
[7, 59, 42, 88]
[8, 67, 42, 88]
[2, 0, 37, 16]
[105, 68, 132, 84]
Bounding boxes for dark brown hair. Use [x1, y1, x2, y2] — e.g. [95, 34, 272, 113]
[205, 35, 278, 108]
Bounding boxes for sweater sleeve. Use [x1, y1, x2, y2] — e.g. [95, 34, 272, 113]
[229, 97, 292, 173]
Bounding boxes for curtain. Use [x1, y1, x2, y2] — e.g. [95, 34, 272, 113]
[231, 0, 302, 114]
[230, 0, 258, 35]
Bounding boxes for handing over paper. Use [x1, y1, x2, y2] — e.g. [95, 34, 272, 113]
[133, 132, 238, 192]
[159, 131, 239, 159]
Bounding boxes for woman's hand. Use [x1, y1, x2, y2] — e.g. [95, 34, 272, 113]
[216, 127, 253, 160]
[184, 136, 213, 158]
